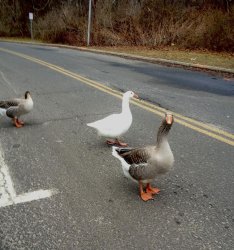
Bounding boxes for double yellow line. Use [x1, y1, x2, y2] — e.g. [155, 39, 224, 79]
[0, 47, 233, 146]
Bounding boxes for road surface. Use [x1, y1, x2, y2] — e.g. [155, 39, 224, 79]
[0, 42, 233, 249]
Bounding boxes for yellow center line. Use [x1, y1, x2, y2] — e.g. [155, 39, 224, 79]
[0, 47, 234, 146]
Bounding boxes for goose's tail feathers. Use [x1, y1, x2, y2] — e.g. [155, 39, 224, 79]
[112, 146, 131, 173]
[87, 122, 96, 128]
[0, 108, 6, 118]
[112, 146, 120, 159]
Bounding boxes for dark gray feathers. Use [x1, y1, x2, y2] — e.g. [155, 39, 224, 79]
[0, 100, 20, 109]
[116, 147, 152, 165]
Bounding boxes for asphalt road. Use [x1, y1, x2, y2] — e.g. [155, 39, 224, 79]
[0, 42, 233, 249]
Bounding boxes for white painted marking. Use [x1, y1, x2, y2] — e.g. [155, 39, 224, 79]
[13, 189, 57, 205]
[0, 144, 58, 208]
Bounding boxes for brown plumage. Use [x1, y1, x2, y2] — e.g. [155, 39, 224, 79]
[112, 113, 174, 201]
[116, 147, 152, 165]
[0, 91, 33, 127]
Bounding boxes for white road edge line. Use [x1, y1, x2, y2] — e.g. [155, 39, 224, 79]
[0, 144, 58, 208]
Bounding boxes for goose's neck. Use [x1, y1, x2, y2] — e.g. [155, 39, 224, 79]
[156, 121, 171, 147]
[121, 96, 131, 115]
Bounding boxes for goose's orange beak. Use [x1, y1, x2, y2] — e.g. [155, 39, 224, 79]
[133, 93, 139, 99]
[166, 114, 173, 124]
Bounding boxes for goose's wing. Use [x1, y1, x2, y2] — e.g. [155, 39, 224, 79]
[5, 106, 20, 118]
[0, 98, 21, 109]
[116, 147, 155, 181]
[116, 147, 152, 165]
[88, 113, 120, 129]
[129, 163, 150, 181]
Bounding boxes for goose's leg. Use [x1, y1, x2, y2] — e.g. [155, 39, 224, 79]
[16, 118, 24, 125]
[12, 118, 23, 128]
[146, 183, 160, 195]
[106, 139, 116, 145]
[139, 181, 153, 201]
[106, 138, 128, 147]
[115, 139, 128, 147]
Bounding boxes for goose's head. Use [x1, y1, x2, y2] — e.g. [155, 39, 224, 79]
[165, 113, 174, 126]
[123, 91, 139, 99]
[24, 91, 31, 99]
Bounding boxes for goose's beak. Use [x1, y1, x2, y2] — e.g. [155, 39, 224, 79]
[133, 93, 139, 99]
[166, 114, 173, 124]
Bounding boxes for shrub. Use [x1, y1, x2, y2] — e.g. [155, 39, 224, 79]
[1, 0, 233, 52]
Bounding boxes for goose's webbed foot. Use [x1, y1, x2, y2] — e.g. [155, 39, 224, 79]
[139, 181, 154, 202]
[17, 119, 24, 125]
[146, 184, 160, 195]
[12, 118, 23, 128]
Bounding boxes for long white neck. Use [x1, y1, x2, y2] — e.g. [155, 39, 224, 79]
[121, 96, 131, 115]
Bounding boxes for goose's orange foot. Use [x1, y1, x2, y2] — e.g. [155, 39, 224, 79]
[146, 184, 160, 195]
[17, 119, 24, 125]
[13, 118, 23, 128]
[140, 192, 154, 202]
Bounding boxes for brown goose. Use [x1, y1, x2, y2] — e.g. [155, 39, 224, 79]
[0, 91, 33, 128]
[112, 113, 174, 201]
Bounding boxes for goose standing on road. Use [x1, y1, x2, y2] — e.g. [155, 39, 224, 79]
[112, 113, 174, 201]
[0, 91, 33, 128]
[87, 91, 138, 146]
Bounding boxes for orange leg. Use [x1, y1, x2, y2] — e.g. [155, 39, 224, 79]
[106, 139, 116, 145]
[116, 139, 128, 147]
[106, 139, 128, 147]
[146, 183, 160, 195]
[12, 118, 23, 128]
[139, 181, 153, 201]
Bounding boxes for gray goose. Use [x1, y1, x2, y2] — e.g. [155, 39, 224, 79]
[112, 113, 174, 201]
[0, 91, 33, 128]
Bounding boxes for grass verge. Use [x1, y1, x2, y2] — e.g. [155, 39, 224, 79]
[0, 38, 233, 72]
[92, 46, 234, 71]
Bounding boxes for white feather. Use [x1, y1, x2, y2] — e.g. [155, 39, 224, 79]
[0, 108, 6, 117]
[87, 113, 132, 137]
[87, 91, 135, 139]
[112, 146, 136, 181]
[23, 96, 34, 114]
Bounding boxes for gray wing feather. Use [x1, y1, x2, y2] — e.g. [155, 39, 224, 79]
[6, 106, 19, 118]
[118, 147, 152, 165]
[0, 99, 21, 109]
[129, 163, 149, 180]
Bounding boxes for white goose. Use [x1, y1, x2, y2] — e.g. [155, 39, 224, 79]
[112, 113, 174, 201]
[0, 91, 33, 128]
[87, 91, 138, 146]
